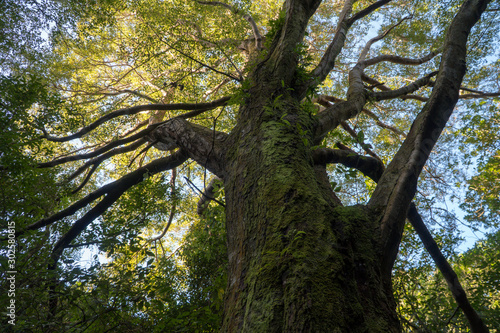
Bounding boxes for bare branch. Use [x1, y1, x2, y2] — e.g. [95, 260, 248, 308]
[363, 49, 442, 67]
[42, 96, 231, 142]
[315, 95, 405, 136]
[71, 163, 100, 194]
[358, 15, 412, 63]
[314, 62, 367, 139]
[64, 140, 147, 180]
[371, 71, 438, 101]
[153, 118, 228, 176]
[346, 0, 393, 26]
[362, 73, 430, 102]
[312, 147, 384, 182]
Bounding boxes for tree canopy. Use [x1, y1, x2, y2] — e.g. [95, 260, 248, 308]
[1, 0, 499, 332]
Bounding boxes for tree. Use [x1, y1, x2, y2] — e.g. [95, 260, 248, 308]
[1, 0, 499, 332]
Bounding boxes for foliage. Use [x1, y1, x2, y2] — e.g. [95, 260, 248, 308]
[395, 229, 500, 332]
[0, 0, 499, 331]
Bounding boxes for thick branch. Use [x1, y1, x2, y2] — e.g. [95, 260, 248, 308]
[43, 139, 146, 173]
[368, 0, 492, 276]
[371, 72, 438, 101]
[312, 147, 384, 182]
[346, 0, 393, 26]
[314, 63, 367, 139]
[38, 136, 149, 168]
[153, 118, 228, 177]
[315, 95, 405, 136]
[363, 49, 441, 67]
[362, 73, 430, 102]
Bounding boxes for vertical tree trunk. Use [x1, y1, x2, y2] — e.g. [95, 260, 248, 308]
[220, 96, 400, 332]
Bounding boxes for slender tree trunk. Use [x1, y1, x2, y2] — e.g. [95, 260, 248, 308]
[220, 94, 400, 332]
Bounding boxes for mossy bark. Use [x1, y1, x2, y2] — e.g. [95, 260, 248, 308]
[220, 94, 400, 332]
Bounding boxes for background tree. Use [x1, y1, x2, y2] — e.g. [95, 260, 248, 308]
[1, 0, 499, 332]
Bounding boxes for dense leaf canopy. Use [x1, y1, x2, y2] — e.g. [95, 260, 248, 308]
[1, 0, 499, 331]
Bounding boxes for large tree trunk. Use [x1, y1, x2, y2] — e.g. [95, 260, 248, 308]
[220, 94, 400, 332]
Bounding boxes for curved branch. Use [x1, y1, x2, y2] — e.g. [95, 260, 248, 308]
[358, 15, 412, 63]
[42, 96, 231, 142]
[65, 139, 147, 180]
[346, 0, 393, 26]
[362, 73, 431, 102]
[371, 71, 438, 101]
[297, 0, 393, 98]
[38, 137, 149, 169]
[71, 162, 100, 194]
[314, 63, 367, 139]
[315, 95, 405, 136]
[363, 49, 442, 67]
[312, 147, 384, 182]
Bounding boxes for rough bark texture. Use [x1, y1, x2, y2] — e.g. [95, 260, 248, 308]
[219, 90, 400, 331]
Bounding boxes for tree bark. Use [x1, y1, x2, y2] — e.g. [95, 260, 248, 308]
[220, 95, 400, 332]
